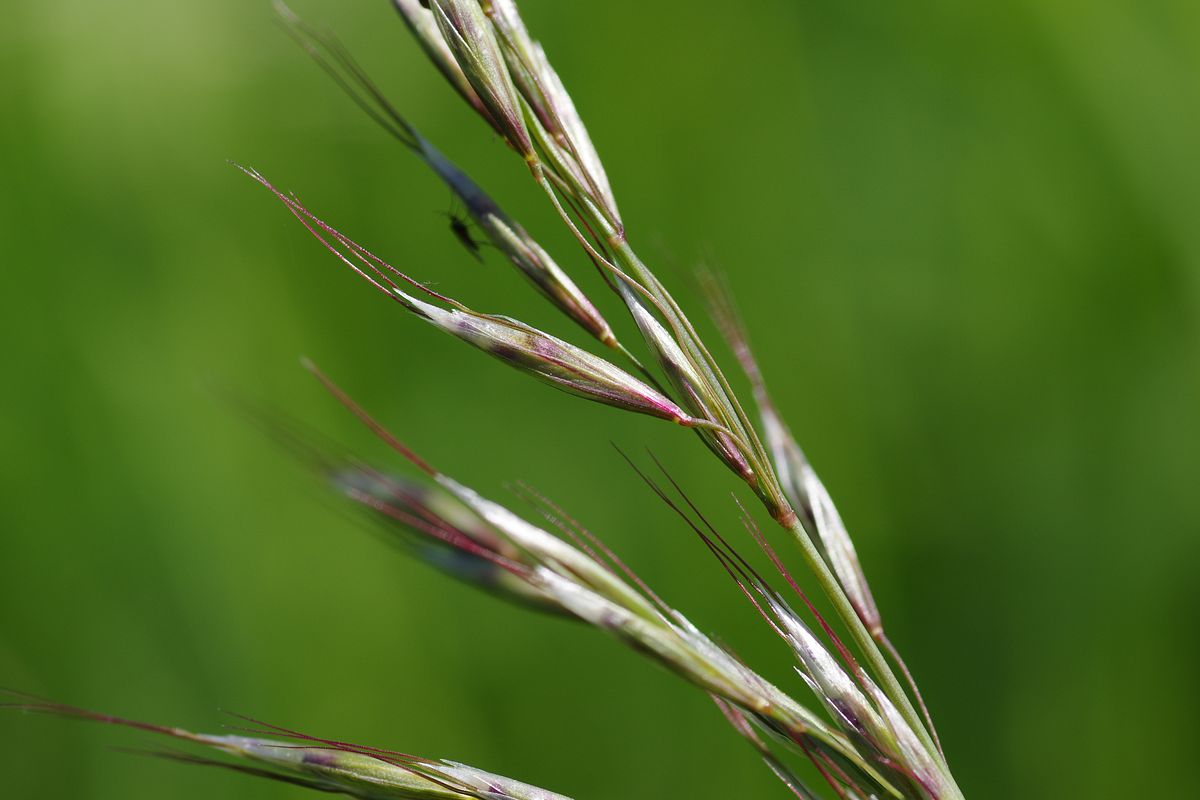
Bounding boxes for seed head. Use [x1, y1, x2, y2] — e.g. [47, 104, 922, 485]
[426, 0, 534, 158]
[619, 284, 757, 485]
[241, 166, 693, 427]
[3, 694, 571, 800]
[402, 298, 691, 423]
[391, 0, 502, 136]
[478, 208, 617, 347]
[766, 593, 889, 745]
[482, 0, 619, 223]
[433, 474, 661, 620]
[331, 467, 569, 614]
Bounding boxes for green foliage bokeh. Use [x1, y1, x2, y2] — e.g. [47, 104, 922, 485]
[2, 1, 1198, 798]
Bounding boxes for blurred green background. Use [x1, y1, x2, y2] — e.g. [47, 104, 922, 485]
[2, 1, 1197, 797]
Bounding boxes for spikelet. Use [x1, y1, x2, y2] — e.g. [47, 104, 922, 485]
[3, 694, 570, 800]
[239, 166, 702, 427]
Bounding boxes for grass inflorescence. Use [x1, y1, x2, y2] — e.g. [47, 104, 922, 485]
[10, 2, 966, 798]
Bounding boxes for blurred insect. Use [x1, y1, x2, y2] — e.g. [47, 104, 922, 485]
[437, 194, 486, 263]
[444, 210, 485, 262]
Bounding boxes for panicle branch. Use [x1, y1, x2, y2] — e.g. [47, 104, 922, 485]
[295, 367, 902, 798]
[2, 692, 568, 800]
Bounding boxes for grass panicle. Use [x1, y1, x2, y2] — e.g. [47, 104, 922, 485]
[14, 3, 967, 799]
[375, 6, 960, 789]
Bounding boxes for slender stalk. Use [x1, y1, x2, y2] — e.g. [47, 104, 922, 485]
[880, 631, 944, 759]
